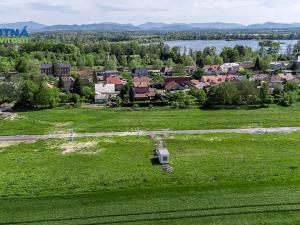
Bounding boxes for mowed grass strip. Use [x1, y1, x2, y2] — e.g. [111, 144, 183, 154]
[0, 133, 300, 224]
[1, 104, 300, 135]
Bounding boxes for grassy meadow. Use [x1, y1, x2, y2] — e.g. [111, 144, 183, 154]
[0, 132, 299, 224]
[1, 104, 300, 135]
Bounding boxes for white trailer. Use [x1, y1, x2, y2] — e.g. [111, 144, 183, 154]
[156, 148, 170, 165]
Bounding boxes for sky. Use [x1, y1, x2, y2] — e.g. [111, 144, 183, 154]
[0, 0, 300, 25]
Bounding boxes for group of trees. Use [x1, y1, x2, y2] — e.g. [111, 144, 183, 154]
[205, 80, 299, 107]
[161, 79, 300, 109]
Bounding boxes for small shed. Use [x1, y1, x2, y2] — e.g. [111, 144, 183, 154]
[156, 148, 170, 165]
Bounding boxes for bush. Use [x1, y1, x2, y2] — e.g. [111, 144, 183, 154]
[279, 92, 297, 107]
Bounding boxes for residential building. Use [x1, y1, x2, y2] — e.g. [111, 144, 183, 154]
[270, 62, 285, 70]
[133, 76, 155, 101]
[201, 75, 235, 85]
[62, 77, 75, 92]
[164, 76, 193, 91]
[40, 64, 71, 77]
[160, 67, 173, 76]
[186, 65, 197, 75]
[239, 61, 255, 70]
[221, 63, 241, 74]
[105, 75, 127, 91]
[131, 68, 149, 77]
[191, 79, 208, 89]
[101, 70, 119, 78]
[40, 64, 52, 75]
[203, 65, 223, 75]
[95, 83, 117, 103]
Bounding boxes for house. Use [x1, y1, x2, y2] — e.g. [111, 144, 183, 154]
[221, 63, 241, 74]
[278, 73, 294, 82]
[201, 75, 235, 85]
[234, 75, 247, 82]
[239, 61, 255, 70]
[95, 83, 117, 103]
[40, 64, 71, 77]
[164, 76, 193, 91]
[40, 64, 52, 75]
[252, 74, 285, 93]
[101, 70, 119, 78]
[251, 74, 269, 82]
[288, 57, 300, 71]
[165, 81, 186, 91]
[191, 79, 208, 89]
[131, 68, 149, 77]
[270, 62, 285, 70]
[133, 76, 155, 101]
[186, 65, 197, 75]
[62, 77, 75, 92]
[203, 65, 223, 75]
[268, 75, 284, 93]
[56, 64, 71, 76]
[105, 75, 127, 91]
[160, 67, 173, 76]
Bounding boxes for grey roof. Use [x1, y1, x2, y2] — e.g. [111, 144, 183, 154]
[40, 64, 52, 69]
[132, 68, 149, 75]
[157, 148, 169, 155]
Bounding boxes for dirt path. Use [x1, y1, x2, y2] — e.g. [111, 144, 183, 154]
[1, 127, 300, 142]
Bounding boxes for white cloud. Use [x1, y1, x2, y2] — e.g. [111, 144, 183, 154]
[0, 0, 299, 25]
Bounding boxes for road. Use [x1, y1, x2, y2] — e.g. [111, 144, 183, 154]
[1, 127, 300, 142]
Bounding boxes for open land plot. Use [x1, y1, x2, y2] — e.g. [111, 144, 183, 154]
[1, 104, 300, 135]
[0, 133, 299, 224]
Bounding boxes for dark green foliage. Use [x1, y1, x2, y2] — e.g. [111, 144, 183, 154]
[16, 80, 38, 109]
[57, 76, 64, 90]
[206, 82, 239, 105]
[279, 92, 297, 107]
[34, 83, 60, 108]
[189, 88, 207, 105]
[283, 80, 299, 92]
[259, 82, 271, 105]
[167, 91, 196, 108]
[73, 77, 83, 96]
[192, 69, 204, 80]
[220, 47, 240, 63]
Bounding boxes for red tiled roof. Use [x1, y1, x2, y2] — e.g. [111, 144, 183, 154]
[133, 76, 151, 84]
[201, 75, 235, 84]
[203, 65, 222, 71]
[105, 75, 127, 85]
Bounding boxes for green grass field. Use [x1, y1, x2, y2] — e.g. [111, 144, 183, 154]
[1, 104, 300, 135]
[1, 133, 299, 224]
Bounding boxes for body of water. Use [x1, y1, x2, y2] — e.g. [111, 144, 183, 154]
[164, 39, 299, 54]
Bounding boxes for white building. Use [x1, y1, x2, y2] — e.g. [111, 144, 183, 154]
[95, 83, 117, 103]
[221, 63, 241, 74]
[156, 148, 170, 165]
[270, 62, 285, 70]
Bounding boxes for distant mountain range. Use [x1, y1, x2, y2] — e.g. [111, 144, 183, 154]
[2, 21, 300, 32]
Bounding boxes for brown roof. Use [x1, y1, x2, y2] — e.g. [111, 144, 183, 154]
[201, 75, 235, 84]
[133, 76, 151, 84]
[165, 81, 182, 91]
[203, 65, 222, 71]
[252, 74, 269, 81]
[105, 75, 127, 85]
[191, 79, 201, 85]
[134, 82, 149, 88]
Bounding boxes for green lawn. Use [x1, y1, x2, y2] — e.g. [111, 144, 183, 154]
[0, 133, 299, 224]
[1, 104, 300, 135]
